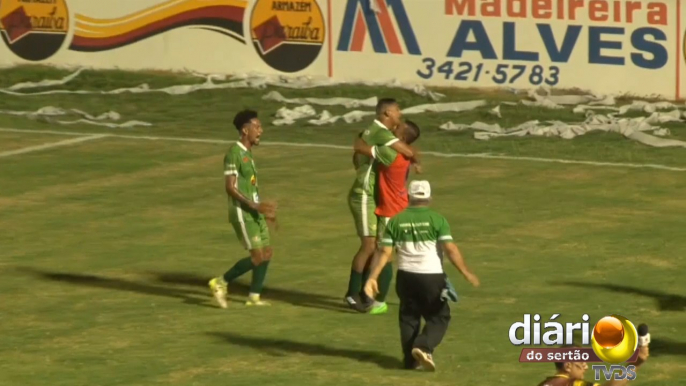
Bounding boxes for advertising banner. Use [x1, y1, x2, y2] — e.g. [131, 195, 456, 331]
[332, 0, 680, 98]
[1, 0, 684, 99]
[0, 0, 329, 76]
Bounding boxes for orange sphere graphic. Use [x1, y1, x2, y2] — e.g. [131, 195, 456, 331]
[593, 316, 625, 349]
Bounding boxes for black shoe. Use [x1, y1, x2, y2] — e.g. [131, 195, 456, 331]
[358, 292, 375, 310]
[344, 294, 371, 313]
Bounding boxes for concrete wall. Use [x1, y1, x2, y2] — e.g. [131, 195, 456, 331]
[1, 0, 683, 99]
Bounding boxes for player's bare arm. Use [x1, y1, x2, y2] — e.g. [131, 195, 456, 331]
[364, 246, 393, 298]
[351, 132, 364, 169]
[353, 137, 420, 171]
[603, 346, 649, 386]
[442, 242, 480, 287]
[225, 174, 256, 209]
[351, 125, 416, 160]
[225, 174, 276, 217]
[353, 137, 375, 158]
[391, 141, 422, 174]
[389, 141, 417, 161]
[352, 153, 360, 169]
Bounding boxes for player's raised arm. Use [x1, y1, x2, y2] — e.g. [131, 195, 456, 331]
[351, 131, 365, 169]
[392, 141, 421, 173]
[353, 138, 399, 167]
[389, 140, 416, 160]
[353, 137, 374, 158]
[387, 122, 421, 167]
[601, 346, 649, 386]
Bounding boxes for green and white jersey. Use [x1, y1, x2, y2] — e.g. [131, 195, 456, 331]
[224, 142, 260, 219]
[380, 207, 453, 274]
[349, 120, 399, 198]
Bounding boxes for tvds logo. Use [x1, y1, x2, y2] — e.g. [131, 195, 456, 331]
[590, 315, 640, 382]
[337, 0, 420, 55]
[591, 315, 638, 363]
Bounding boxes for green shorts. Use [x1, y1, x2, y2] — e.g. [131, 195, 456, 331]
[230, 208, 270, 251]
[348, 193, 377, 238]
[376, 216, 390, 240]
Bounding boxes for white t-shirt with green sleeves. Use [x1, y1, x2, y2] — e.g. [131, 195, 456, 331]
[380, 206, 453, 274]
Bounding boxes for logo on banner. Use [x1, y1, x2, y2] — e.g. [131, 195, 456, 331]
[337, 0, 420, 55]
[0, 0, 69, 61]
[69, 0, 247, 52]
[250, 0, 325, 73]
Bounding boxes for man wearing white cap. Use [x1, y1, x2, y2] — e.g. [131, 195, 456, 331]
[364, 180, 480, 371]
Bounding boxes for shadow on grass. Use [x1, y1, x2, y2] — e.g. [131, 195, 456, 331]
[18, 267, 356, 313]
[19, 267, 214, 308]
[649, 338, 686, 358]
[558, 282, 685, 312]
[147, 271, 355, 314]
[206, 331, 403, 370]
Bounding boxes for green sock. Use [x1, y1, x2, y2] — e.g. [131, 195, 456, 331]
[250, 260, 270, 294]
[346, 269, 362, 297]
[223, 257, 255, 283]
[361, 270, 370, 290]
[376, 263, 394, 302]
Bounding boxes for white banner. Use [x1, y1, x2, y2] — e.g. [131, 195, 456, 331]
[0, 0, 683, 98]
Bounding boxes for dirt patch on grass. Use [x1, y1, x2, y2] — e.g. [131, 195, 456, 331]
[603, 255, 676, 269]
[525, 168, 601, 183]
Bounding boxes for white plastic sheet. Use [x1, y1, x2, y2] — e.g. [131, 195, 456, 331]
[0, 106, 152, 128]
[264, 91, 377, 108]
[440, 110, 686, 148]
[0, 68, 445, 101]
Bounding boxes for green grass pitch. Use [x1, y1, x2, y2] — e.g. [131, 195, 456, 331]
[0, 66, 684, 386]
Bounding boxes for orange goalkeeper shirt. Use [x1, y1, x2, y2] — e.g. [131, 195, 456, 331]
[375, 152, 411, 218]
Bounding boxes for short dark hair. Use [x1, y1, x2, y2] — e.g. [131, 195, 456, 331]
[233, 109, 258, 132]
[376, 98, 397, 116]
[404, 120, 420, 144]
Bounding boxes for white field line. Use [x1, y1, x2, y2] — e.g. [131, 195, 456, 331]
[0, 134, 108, 158]
[1, 127, 685, 172]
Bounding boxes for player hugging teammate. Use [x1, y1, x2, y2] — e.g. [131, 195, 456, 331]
[344, 98, 422, 314]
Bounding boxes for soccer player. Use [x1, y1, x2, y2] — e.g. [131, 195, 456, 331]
[365, 180, 480, 371]
[345, 98, 418, 310]
[352, 120, 421, 315]
[209, 109, 277, 308]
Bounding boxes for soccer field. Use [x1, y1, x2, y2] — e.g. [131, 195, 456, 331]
[0, 66, 684, 386]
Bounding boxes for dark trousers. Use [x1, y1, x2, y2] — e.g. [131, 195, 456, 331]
[395, 269, 451, 369]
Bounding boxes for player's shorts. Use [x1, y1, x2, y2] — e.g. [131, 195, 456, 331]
[230, 208, 270, 250]
[348, 193, 377, 238]
[376, 216, 390, 241]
